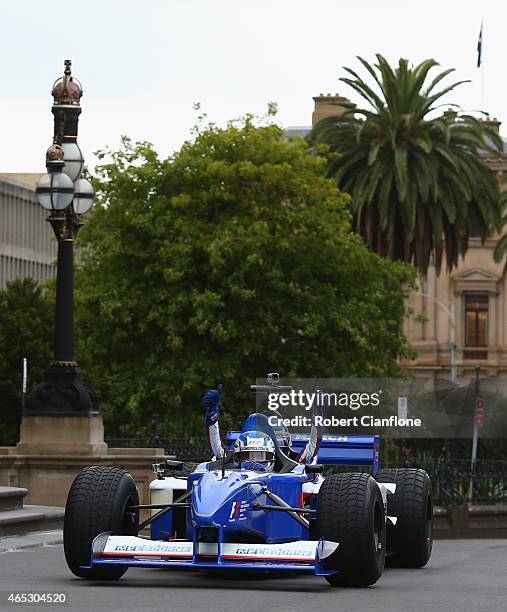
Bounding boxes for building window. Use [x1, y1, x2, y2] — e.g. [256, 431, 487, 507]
[464, 294, 488, 359]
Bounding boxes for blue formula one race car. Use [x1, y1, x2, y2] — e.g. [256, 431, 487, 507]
[63, 376, 433, 587]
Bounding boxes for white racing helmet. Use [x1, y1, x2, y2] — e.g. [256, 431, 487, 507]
[234, 431, 276, 469]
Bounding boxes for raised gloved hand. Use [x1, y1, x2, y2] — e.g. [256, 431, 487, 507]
[203, 385, 222, 427]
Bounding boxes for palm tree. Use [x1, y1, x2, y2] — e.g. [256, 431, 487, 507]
[310, 55, 503, 276]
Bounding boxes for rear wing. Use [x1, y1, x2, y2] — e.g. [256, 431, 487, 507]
[225, 432, 381, 476]
[291, 434, 380, 476]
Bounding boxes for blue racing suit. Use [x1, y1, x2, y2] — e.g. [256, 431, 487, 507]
[203, 387, 266, 470]
[203, 386, 224, 459]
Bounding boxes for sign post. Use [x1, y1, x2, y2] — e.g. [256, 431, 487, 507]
[468, 365, 483, 508]
[21, 357, 28, 412]
[397, 396, 408, 421]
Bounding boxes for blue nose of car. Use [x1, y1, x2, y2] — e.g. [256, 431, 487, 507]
[192, 470, 260, 527]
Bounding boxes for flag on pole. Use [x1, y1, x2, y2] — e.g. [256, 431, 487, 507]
[477, 21, 483, 68]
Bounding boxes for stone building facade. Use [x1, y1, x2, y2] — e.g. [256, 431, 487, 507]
[0, 174, 55, 289]
[402, 236, 507, 381]
[400, 128, 507, 382]
[289, 94, 507, 382]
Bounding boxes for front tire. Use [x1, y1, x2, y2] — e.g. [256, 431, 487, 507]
[315, 473, 385, 587]
[377, 468, 433, 568]
[64, 466, 139, 580]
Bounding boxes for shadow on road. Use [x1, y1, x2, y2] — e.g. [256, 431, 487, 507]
[57, 569, 336, 594]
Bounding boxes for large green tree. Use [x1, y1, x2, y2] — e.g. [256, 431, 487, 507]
[0, 278, 53, 444]
[310, 55, 504, 276]
[75, 117, 414, 437]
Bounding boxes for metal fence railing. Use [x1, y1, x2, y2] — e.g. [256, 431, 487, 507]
[424, 459, 506, 506]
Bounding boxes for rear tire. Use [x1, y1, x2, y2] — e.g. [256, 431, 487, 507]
[377, 468, 433, 568]
[64, 466, 139, 580]
[315, 473, 385, 587]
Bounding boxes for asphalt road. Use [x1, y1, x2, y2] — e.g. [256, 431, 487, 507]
[0, 540, 505, 612]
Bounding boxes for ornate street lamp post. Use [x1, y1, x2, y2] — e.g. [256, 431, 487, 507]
[27, 60, 97, 415]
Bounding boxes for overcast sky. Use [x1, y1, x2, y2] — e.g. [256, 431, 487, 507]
[0, 0, 501, 172]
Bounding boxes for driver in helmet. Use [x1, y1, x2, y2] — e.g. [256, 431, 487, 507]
[202, 384, 321, 471]
[233, 431, 276, 471]
[203, 386, 275, 471]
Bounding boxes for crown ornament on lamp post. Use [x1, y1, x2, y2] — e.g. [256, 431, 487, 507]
[51, 59, 85, 182]
[35, 144, 74, 212]
[35, 61, 95, 239]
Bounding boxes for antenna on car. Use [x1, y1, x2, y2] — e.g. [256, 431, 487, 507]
[267, 372, 280, 385]
[250, 372, 293, 394]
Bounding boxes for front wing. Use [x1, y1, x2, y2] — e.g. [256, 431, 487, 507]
[85, 534, 339, 575]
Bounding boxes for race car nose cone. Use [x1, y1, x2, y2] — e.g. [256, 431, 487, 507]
[192, 471, 252, 526]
